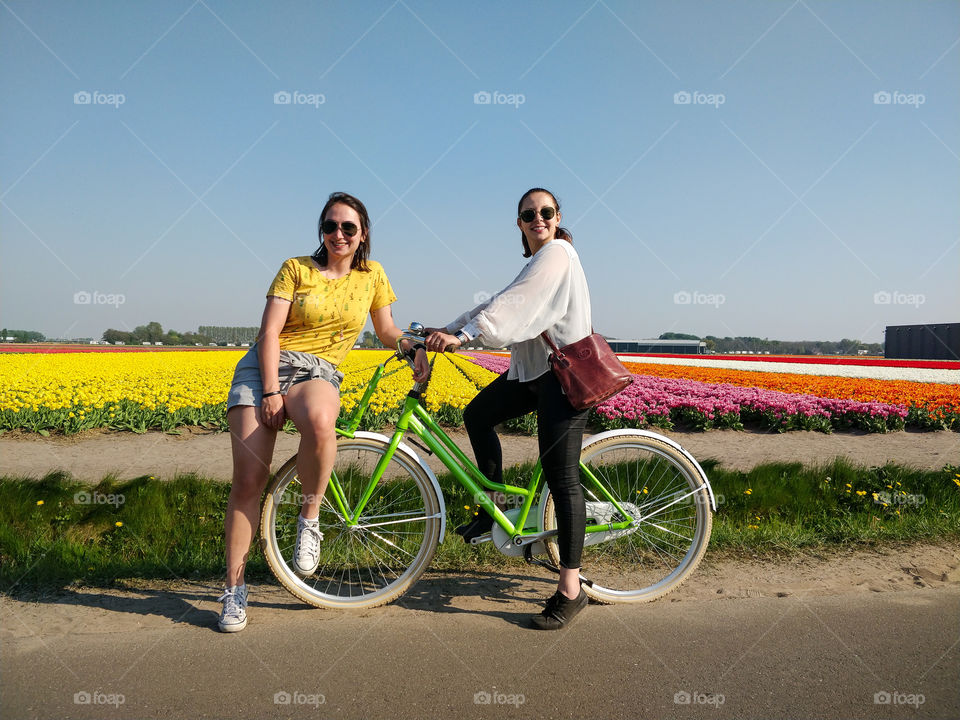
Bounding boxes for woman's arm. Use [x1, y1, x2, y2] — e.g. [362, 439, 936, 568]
[458, 243, 571, 347]
[257, 297, 292, 430]
[370, 305, 430, 381]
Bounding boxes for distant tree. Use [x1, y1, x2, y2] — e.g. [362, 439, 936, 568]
[102, 329, 134, 344]
[7, 330, 45, 342]
[132, 321, 165, 344]
[659, 332, 700, 341]
[359, 331, 383, 348]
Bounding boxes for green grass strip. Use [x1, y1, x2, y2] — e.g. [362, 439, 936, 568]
[2, 460, 958, 591]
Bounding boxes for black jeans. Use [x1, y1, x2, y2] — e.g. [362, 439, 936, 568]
[463, 370, 589, 569]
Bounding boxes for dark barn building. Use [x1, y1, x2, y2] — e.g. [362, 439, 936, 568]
[608, 339, 707, 355]
[884, 323, 960, 361]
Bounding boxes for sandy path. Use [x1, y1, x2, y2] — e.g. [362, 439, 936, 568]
[1, 426, 957, 482]
[3, 542, 959, 719]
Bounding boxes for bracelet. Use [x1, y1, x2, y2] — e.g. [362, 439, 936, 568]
[262, 390, 282, 398]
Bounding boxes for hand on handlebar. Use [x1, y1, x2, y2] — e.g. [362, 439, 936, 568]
[410, 348, 430, 382]
[425, 331, 460, 353]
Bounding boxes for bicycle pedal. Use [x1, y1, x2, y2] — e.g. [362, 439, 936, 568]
[469, 532, 492, 545]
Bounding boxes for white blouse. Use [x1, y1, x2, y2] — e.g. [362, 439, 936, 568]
[444, 239, 593, 382]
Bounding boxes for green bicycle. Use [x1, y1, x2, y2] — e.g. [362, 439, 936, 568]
[260, 324, 716, 609]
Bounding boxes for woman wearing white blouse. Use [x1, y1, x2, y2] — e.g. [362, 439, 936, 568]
[425, 188, 592, 630]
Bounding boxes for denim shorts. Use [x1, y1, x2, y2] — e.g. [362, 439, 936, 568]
[227, 343, 344, 410]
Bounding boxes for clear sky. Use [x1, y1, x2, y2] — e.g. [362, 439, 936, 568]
[2, 0, 957, 344]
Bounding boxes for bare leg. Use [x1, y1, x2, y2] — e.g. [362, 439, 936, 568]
[283, 379, 341, 520]
[225, 405, 277, 587]
[558, 567, 582, 599]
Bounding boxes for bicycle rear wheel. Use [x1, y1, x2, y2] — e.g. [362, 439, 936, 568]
[260, 437, 442, 609]
[542, 433, 712, 604]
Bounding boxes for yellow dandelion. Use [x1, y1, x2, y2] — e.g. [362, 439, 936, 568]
[856, 490, 867, 496]
[744, 489, 752, 495]
[115, 521, 123, 527]
[36, 499, 44, 506]
[747, 524, 759, 530]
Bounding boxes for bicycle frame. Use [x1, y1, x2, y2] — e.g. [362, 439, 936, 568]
[327, 352, 637, 542]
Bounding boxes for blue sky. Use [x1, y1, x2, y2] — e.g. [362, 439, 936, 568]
[2, 0, 957, 344]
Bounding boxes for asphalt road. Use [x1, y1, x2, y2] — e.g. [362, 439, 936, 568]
[2, 571, 958, 720]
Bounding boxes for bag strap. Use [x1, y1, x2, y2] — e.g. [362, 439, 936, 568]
[540, 328, 596, 356]
[539, 331, 560, 355]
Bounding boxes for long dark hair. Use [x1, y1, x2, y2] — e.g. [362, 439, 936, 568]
[311, 192, 372, 271]
[518, 187, 573, 258]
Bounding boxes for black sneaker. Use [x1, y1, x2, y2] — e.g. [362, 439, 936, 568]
[530, 588, 588, 630]
[454, 513, 493, 542]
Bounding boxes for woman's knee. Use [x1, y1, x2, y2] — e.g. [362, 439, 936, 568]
[297, 412, 338, 443]
[463, 400, 486, 433]
[229, 470, 268, 503]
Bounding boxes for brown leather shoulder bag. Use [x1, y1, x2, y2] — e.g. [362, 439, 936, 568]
[540, 331, 633, 410]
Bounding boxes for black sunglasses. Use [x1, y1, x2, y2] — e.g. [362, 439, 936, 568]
[321, 220, 360, 237]
[519, 206, 557, 223]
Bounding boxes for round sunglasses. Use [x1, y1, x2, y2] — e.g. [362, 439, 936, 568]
[518, 206, 557, 223]
[321, 220, 360, 237]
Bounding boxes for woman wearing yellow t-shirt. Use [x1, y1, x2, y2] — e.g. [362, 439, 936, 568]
[218, 192, 429, 632]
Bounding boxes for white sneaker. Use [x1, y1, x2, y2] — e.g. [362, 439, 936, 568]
[217, 584, 248, 632]
[292, 515, 323, 577]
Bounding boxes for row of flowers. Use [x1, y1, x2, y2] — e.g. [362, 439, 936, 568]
[0, 349, 955, 435]
[0, 349, 496, 434]
[461, 353, 958, 432]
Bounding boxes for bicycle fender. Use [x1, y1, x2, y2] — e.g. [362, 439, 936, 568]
[352, 431, 448, 542]
[582, 429, 718, 511]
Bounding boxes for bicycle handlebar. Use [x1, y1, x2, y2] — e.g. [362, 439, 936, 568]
[396, 322, 458, 359]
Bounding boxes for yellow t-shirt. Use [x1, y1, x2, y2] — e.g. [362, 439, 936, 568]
[267, 256, 397, 365]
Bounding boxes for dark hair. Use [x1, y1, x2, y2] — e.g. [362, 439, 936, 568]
[517, 187, 573, 258]
[312, 192, 372, 271]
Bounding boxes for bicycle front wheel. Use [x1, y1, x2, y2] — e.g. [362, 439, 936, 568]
[260, 437, 442, 609]
[542, 433, 712, 604]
